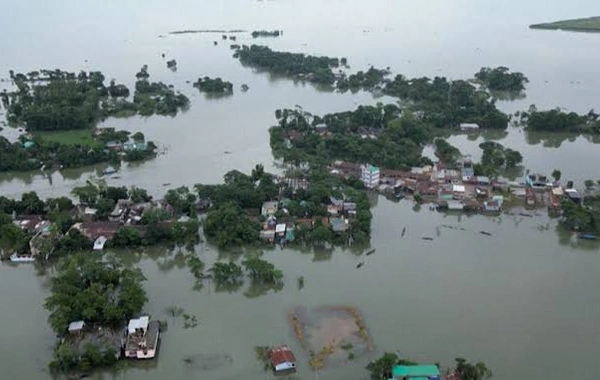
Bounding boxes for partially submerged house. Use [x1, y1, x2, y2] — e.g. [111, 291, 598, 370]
[125, 316, 160, 360]
[261, 201, 279, 217]
[68, 320, 85, 335]
[269, 345, 296, 373]
[459, 123, 480, 132]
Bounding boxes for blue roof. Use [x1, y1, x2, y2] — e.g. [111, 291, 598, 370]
[391, 365, 440, 377]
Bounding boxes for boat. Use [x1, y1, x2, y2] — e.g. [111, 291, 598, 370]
[356, 261, 364, 268]
[401, 226, 406, 237]
[102, 166, 117, 175]
[479, 231, 492, 236]
[422, 237, 434, 241]
[365, 249, 376, 256]
[579, 234, 598, 241]
[10, 254, 35, 263]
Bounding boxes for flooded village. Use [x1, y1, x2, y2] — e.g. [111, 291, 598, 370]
[4, 0, 600, 379]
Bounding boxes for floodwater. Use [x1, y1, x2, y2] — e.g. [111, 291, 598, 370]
[1, 0, 600, 379]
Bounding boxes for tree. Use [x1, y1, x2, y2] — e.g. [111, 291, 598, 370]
[585, 179, 595, 190]
[242, 256, 283, 283]
[203, 202, 260, 248]
[251, 164, 265, 181]
[551, 169, 562, 182]
[111, 227, 143, 247]
[19, 191, 45, 214]
[72, 183, 100, 206]
[164, 186, 197, 215]
[129, 186, 152, 203]
[132, 132, 145, 142]
[365, 352, 418, 380]
[454, 358, 492, 380]
[102, 186, 128, 202]
[46, 197, 74, 212]
[0, 223, 30, 255]
[44, 255, 147, 333]
[210, 262, 243, 285]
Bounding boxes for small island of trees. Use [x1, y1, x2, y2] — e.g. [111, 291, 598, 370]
[45, 255, 148, 373]
[234, 45, 340, 85]
[193, 76, 234, 94]
[475, 66, 529, 92]
[251, 30, 281, 38]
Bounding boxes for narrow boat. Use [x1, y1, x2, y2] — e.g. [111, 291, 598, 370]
[422, 237, 433, 241]
[102, 166, 117, 175]
[479, 231, 492, 236]
[356, 262, 364, 268]
[401, 227, 406, 237]
[365, 249, 376, 256]
[579, 234, 598, 241]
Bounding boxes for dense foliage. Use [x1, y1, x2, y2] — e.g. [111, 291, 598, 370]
[203, 202, 261, 248]
[242, 256, 283, 283]
[337, 67, 389, 92]
[44, 255, 147, 333]
[210, 261, 244, 285]
[454, 357, 493, 380]
[434, 138, 462, 164]
[6, 70, 112, 131]
[365, 352, 418, 380]
[383, 76, 509, 129]
[270, 105, 431, 170]
[523, 108, 600, 133]
[474, 141, 523, 177]
[234, 45, 339, 85]
[475, 66, 528, 92]
[251, 30, 281, 38]
[560, 198, 600, 233]
[193, 76, 234, 94]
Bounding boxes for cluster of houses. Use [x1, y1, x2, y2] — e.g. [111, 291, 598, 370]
[257, 190, 357, 245]
[66, 315, 160, 361]
[7, 199, 178, 262]
[330, 159, 577, 214]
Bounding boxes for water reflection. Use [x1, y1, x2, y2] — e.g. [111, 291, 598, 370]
[525, 130, 579, 148]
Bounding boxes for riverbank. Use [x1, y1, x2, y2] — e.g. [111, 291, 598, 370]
[530, 16, 600, 32]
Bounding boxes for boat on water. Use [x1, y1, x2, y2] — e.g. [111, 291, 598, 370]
[103, 166, 117, 175]
[579, 234, 598, 241]
[365, 249, 376, 256]
[479, 231, 492, 236]
[10, 254, 35, 263]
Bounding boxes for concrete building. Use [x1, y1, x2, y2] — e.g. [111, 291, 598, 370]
[361, 164, 380, 189]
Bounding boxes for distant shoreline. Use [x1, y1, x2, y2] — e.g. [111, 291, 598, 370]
[530, 16, 600, 32]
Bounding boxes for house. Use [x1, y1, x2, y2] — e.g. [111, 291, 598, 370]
[315, 123, 329, 136]
[327, 204, 342, 215]
[93, 236, 108, 251]
[330, 217, 348, 232]
[270, 345, 296, 373]
[526, 174, 548, 188]
[452, 184, 465, 199]
[13, 215, 45, 234]
[260, 229, 276, 242]
[124, 316, 160, 359]
[75, 221, 121, 241]
[484, 199, 502, 212]
[447, 200, 465, 211]
[282, 177, 310, 191]
[105, 141, 123, 151]
[565, 188, 582, 204]
[275, 223, 287, 238]
[390, 364, 441, 379]
[285, 223, 295, 242]
[123, 142, 148, 152]
[261, 201, 279, 217]
[459, 123, 480, 132]
[68, 320, 85, 335]
[361, 164, 380, 189]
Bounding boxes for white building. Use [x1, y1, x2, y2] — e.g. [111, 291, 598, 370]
[361, 164, 380, 189]
[125, 316, 160, 359]
[459, 123, 480, 132]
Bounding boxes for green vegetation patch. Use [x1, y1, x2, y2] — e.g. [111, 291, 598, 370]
[530, 17, 600, 31]
[36, 129, 100, 148]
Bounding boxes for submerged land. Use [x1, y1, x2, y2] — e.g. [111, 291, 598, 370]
[530, 16, 600, 32]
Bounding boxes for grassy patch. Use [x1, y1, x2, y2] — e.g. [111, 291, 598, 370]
[36, 129, 100, 147]
[530, 17, 600, 31]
